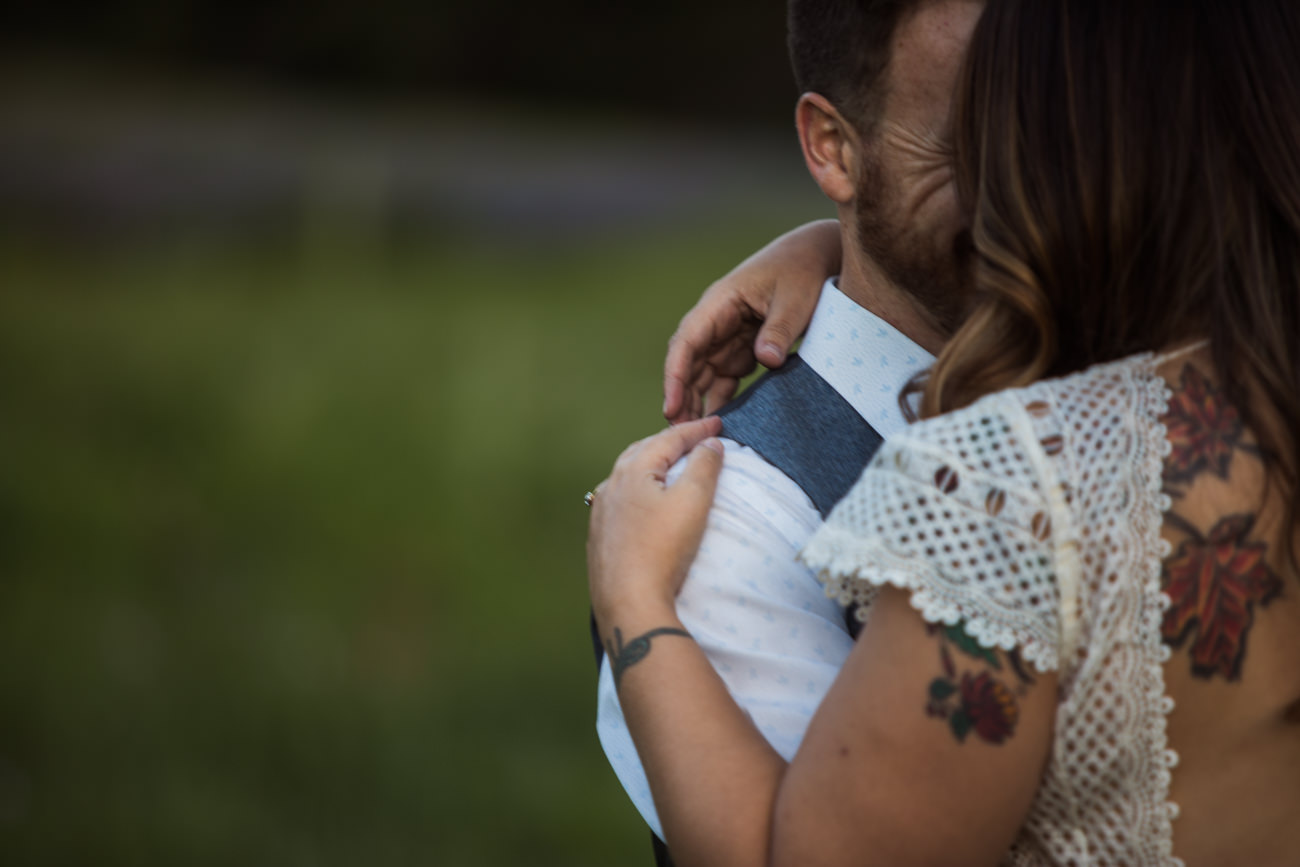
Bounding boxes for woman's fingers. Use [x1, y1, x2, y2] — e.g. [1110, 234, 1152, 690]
[704, 376, 739, 417]
[663, 327, 704, 422]
[646, 416, 723, 478]
[663, 284, 763, 423]
[609, 416, 722, 479]
[674, 433, 725, 511]
[661, 221, 840, 422]
[588, 417, 726, 619]
[663, 297, 740, 422]
[754, 284, 817, 369]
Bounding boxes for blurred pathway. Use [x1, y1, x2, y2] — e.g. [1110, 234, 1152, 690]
[0, 68, 821, 243]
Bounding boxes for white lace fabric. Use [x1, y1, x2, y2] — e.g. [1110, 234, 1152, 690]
[801, 353, 1184, 867]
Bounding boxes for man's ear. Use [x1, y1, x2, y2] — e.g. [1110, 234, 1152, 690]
[795, 93, 861, 205]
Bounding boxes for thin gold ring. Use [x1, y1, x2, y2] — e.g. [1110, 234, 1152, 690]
[583, 490, 596, 507]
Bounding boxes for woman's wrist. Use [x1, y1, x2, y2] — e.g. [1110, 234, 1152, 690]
[602, 621, 693, 690]
[595, 596, 690, 693]
[593, 587, 680, 641]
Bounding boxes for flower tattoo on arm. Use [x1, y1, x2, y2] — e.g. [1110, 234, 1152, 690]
[923, 622, 1034, 745]
[604, 626, 692, 688]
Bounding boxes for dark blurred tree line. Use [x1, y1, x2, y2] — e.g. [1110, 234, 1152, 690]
[2, 0, 796, 123]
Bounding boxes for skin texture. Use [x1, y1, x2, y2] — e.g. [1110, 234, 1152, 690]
[1153, 353, 1300, 867]
[847, 0, 979, 340]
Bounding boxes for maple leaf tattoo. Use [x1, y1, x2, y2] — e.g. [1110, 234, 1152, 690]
[1161, 365, 1243, 488]
[1161, 513, 1283, 680]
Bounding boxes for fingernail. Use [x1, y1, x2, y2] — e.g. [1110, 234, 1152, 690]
[702, 437, 725, 455]
[759, 341, 782, 362]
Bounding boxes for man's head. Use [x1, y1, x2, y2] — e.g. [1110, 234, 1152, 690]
[788, 0, 914, 136]
[792, 0, 983, 350]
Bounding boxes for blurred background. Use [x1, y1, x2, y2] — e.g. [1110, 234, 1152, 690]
[0, 2, 828, 864]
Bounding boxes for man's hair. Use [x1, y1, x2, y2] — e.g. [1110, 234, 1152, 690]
[787, 0, 918, 133]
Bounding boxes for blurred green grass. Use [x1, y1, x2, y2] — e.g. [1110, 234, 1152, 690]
[0, 213, 822, 865]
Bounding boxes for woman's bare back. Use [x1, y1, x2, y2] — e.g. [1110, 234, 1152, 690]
[1156, 351, 1300, 866]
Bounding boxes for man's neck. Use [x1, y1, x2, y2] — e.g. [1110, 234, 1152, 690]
[835, 245, 948, 356]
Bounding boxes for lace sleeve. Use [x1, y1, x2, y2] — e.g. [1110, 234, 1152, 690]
[800, 391, 1079, 674]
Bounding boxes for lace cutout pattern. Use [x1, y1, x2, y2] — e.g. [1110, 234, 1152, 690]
[802, 403, 1065, 675]
[801, 354, 1184, 866]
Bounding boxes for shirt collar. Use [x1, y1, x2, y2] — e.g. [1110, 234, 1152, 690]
[796, 278, 935, 438]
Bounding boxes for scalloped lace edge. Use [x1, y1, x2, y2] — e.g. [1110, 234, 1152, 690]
[1135, 355, 1185, 867]
[799, 354, 1188, 865]
[799, 528, 1060, 675]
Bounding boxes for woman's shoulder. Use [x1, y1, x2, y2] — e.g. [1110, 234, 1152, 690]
[802, 359, 1161, 674]
[909, 349, 1160, 426]
[808, 353, 1168, 671]
[895, 350, 1167, 485]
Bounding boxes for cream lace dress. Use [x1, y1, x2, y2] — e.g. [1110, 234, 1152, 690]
[800, 351, 1186, 867]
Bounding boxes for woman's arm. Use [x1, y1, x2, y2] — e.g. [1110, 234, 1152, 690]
[662, 219, 842, 423]
[588, 417, 786, 865]
[589, 422, 1059, 867]
[600, 608, 787, 866]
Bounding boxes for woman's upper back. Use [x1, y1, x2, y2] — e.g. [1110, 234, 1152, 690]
[1042, 346, 1299, 866]
[816, 346, 1299, 866]
[1008, 347, 1300, 866]
[1150, 350, 1300, 867]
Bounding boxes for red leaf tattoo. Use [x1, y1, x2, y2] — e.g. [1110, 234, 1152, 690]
[1161, 514, 1282, 680]
[1161, 365, 1243, 487]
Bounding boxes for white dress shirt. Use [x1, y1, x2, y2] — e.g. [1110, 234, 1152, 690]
[595, 279, 934, 838]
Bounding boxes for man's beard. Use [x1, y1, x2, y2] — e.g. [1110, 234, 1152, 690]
[854, 156, 971, 336]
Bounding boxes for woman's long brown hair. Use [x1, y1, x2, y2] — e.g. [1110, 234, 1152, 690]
[917, 0, 1300, 552]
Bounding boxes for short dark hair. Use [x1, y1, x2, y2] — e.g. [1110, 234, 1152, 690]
[787, 0, 918, 133]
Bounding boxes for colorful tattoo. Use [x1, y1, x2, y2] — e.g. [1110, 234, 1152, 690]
[1161, 364, 1244, 489]
[1161, 513, 1282, 680]
[1157, 363, 1285, 680]
[924, 621, 1029, 745]
[604, 626, 691, 688]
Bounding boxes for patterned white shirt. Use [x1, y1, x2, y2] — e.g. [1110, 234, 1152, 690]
[595, 279, 934, 837]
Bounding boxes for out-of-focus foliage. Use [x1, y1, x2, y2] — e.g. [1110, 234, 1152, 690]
[0, 2, 828, 855]
[0, 208, 825, 864]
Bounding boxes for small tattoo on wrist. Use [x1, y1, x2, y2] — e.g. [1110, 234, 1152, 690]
[605, 626, 692, 687]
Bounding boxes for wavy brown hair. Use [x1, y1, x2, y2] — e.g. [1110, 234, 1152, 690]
[916, 0, 1300, 545]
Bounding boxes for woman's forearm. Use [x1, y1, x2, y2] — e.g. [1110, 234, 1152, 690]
[601, 605, 786, 867]
[586, 422, 787, 865]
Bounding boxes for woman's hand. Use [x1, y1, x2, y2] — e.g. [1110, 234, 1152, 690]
[663, 219, 842, 423]
[587, 416, 725, 632]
